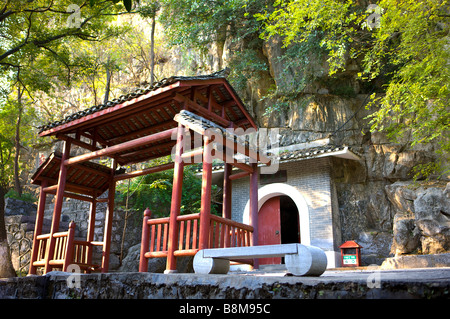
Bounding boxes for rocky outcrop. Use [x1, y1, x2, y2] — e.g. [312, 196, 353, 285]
[228, 33, 450, 264]
[381, 253, 450, 269]
[118, 243, 194, 273]
[386, 181, 450, 255]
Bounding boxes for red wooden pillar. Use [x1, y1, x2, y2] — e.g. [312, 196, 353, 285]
[249, 163, 259, 268]
[102, 159, 117, 273]
[63, 221, 76, 271]
[86, 192, 96, 267]
[29, 180, 47, 275]
[139, 208, 152, 272]
[165, 123, 185, 273]
[199, 136, 213, 250]
[44, 141, 71, 273]
[223, 123, 234, 220]
[222, 163, 232, 219]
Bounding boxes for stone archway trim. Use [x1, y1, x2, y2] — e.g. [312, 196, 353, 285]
[242, 183, 311, 246]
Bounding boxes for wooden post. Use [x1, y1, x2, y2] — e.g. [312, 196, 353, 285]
[29, 180, 47, 275]
[139, 208, 152, 272]
[222, 163, 232, 219]
[199, 136, 213, 250]
[86, 192, 97, 267]
[249, 163, 259, 268]
[44, 140, 71, 273]
[165, 123, 185, 273]
[63, 221, 76, 272]
[102, 159, 117, 273]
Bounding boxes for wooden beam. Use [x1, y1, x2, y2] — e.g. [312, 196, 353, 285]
[222, 81, 257, 129]
[211, 147, 254, 173]
[173, 93, 231, 127]
[229, 171, 250, 180]
[43, 187, 95, 202]
[180, 148, 203, 164]
[64, 127, 177, 166]
[114, 162, 175, 182]
[118, 140, 175, 159]
[107, 118, 174, 145]
[41, 178, 103, 196]
[121, 149, 174, 166]
[57, 134, 99, 152]
[49, 156, 112, 179]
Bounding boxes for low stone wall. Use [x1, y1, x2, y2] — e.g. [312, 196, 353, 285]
[1, 269, 449, 299]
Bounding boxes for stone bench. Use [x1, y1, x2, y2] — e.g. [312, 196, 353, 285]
[193, 243, 328, 276]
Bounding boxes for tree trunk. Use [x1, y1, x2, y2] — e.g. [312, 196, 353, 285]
[215, 25, 227, 70]
[13, 86, 23, 197]
[104, 66, 112, 104]
[0, 186, 16, 278]
[150, 15, 156, 86]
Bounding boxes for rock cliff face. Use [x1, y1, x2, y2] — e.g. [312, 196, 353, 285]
[217, 35, 450, 263]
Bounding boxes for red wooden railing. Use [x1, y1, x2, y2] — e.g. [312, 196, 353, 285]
[139, 208, 254, 272]
[208, 214, 253, 249]
[32, 221, 100, 272]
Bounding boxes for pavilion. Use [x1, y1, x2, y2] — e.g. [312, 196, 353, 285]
[29, 70, 270, 274]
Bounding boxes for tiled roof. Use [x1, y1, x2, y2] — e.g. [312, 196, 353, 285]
[31, 152, 113, 196]
[174, 110, 260, 152]
[277, 144, 359, 162]
[195, 144, 361, 173]
[38, 69, 232, 133]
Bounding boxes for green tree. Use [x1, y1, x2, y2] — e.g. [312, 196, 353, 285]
[257, 0, 450, 178]
[158, 0, 270, 81]
[0, 97, 19, 278]
[116, 160, 219, 218]
[0, 0, 132, 278]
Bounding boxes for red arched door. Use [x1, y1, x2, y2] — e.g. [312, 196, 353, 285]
[257, 196, 300, 265]
[258, 197, 281, 265]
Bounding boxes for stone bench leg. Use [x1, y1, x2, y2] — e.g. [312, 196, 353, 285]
[193, 250, 230, 274]
[285, 244, 327, 276]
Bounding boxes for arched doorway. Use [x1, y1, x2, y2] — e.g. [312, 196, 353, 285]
[257, 195, 300, 264]
[242, 183, 311, 265]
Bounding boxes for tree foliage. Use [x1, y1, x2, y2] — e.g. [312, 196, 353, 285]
[116, 160, 220, 218]
[257, 0, 450, 178]
[0, 0, 135, 277]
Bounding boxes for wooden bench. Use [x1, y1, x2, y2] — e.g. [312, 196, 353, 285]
[193, 243, 327, 276]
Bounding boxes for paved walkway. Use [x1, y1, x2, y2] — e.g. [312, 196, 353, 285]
[234, 266, 450, 284]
